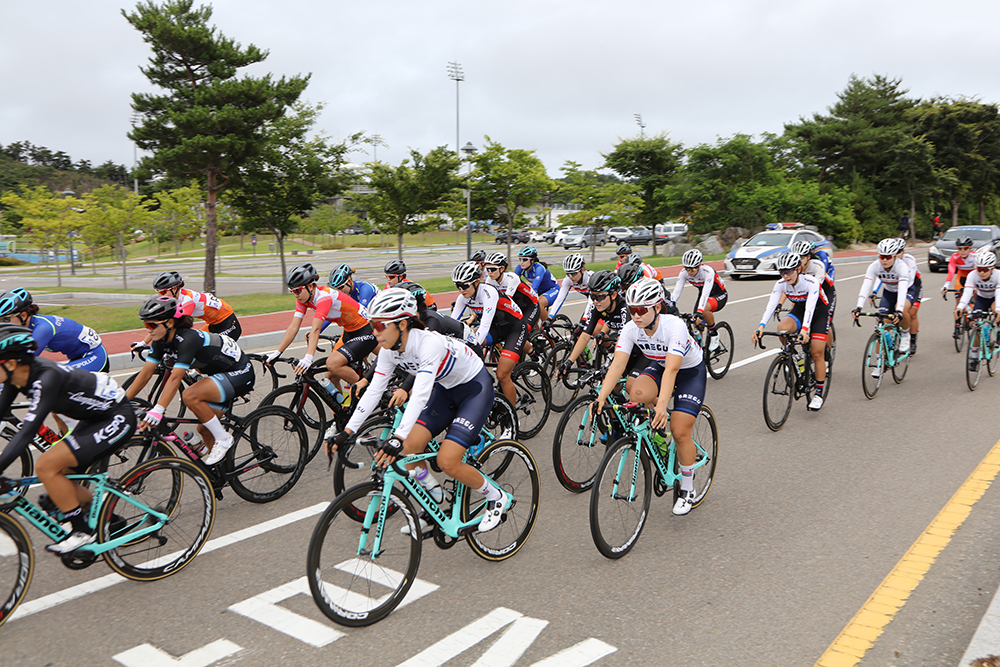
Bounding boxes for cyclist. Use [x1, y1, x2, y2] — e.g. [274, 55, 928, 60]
[671, 249, 728, 351]
[593, 279, 706, 516]
[146, 271, 241, 341]
[956, 251, 999, 371]
[328, 263, 379, 308]
[791, 240, 837, 350]
[852, 238, 915, 362]
[266, 264, 376, 401]
[549, 253, 594, 320]
[752, 252, 830, 411]
[383, 259, 436, 310]
[615, 243, 633, 269]
[483, 251, 541, 330]
[450, 261, 527, 404]
[126, 295, 254, 466]
[330, 289, 510, 533]
[513, 246, 560, 321]
[893, 238, 923, 355]
[471, 249, 487, 274]
[943, 236, 976, 298]
[0, 288, 109, 373]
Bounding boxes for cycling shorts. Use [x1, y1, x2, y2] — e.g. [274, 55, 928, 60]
[335, 325, 378, 365]
[539, 286, 561, 306]
[623, 348, 646, 379]
[974, 295, 996, 312]
[63, 400, 138, 469]
[485, 320, 529, 363]
[63, 345, 110, 373]
[208, 313, 242, 341]
[906, 278, 923, 308]
[700, 288, 727, 313]
[415, 366, 495, 449]
[209, 355, 255, 404]
[788, 300, 830, 339]
[634, 359, 706, 417]
[877, 291, 905, 318]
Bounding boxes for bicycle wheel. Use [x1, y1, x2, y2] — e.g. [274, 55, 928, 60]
[306, 482, 421, 627]
[967, 330, 983, 391]
[87, 436, 176, 482]
[762, 355, 793, 432]
[861, 333, 884, 399]
[589, 437, 651, 559]
[706, 321, 734, 379]
[231, 355, 281, 417]
[485, 394, 518, 443]
[0, 513, 33, 628]
[891, 345, 909, 384]
[988, 328, 1000, 377]
[551, 393, 606, 492]
[464, 440, 540, 561]
[227, 405, 308, 503]
[544, 341, 582, 412]
[549, 314, 574, 341]
[954, 313, 967, 353]
[258, 384, 329, 464]
[672, 405, 718, 508]
[827, 321, 837, 366]
[527, 331, 555, 367]
[99, 457, 216, 581]
[509, 361, 550, 440]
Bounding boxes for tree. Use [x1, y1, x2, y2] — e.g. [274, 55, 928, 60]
[356, 147, 462, 261]
[124, 0, 309, 293]
[558, 162, 642, 263]
[81, 185, 154, 288]
[151, 185, 204, 255]
[0, 186, 84, 286]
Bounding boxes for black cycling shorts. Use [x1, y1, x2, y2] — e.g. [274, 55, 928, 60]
[337, 325, 378, 365]
[415, 367, 495, 449]
[209, 355, 255, 403]
[209, 313, 242, 341]
[64, 400, 138, 469]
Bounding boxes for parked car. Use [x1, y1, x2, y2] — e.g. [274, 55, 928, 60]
[626, 226, 668, 246]
[655, 222, 688, 239]
[494, 229, 531, 244]
[562, 227, 607, 249]
[526, 230, 547, 242]
[724, 228, 830, 278]
[553, 226, 576, 246]
[343, 225, 365, 235]
[927, 225, 1000, 272]
[606, 226, 633, 243]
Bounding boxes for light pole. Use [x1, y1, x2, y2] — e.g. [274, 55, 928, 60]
[447, 62, 464, 158]
[130, 112, 141, 194]
[634, 113, 645, 137]
[462, 142, 477, 260]
[61, 188, 76, 276]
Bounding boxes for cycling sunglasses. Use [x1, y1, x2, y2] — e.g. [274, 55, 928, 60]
[371, 318, 404, 333]
[485, 266, 503, 273]
[144, 320, 167, 331]
[455, 282, 474, 291]
[878, 254, 894, 261]
[628, 305, 652, 317]
[591, 291, 611, 302]
[779, 268, 797, 276]
[289, 285, 308, 294]
[385, 274, 403, 280]
[156, 288, 175, 295]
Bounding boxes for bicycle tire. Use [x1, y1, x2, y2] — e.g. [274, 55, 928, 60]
[0, 512, 33, 628]
[99, 457, 216, 581]
[589, 436, 651, 559]
[988, 327, 1000, 377]
[762, 354, 793, 432]
[551, 392, 606, 493]
[706, 321, 734, 379]
[953, 313, 966, 353]
[509, 361, 550, 440]
[862, 333, 884, 399]
[549, 314, 574, 341]
[544, 341, 581, 412]
[827, 321, 837, 366]
[306, 482, 421, 627]
[227, 405, 308, 503]
[672, 404, 718, 508]
[891, 345, 909, 384]
[967, 330, 983, 391]
[258, 383, 329, 464]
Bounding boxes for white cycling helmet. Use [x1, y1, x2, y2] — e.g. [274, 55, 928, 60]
[484, 251, 508, 268]
[681, 249, 703, 268]
[790, 240, 813, 256]
[976, 251, 997, 268]
[625, 278, 664, 308]
[366, 288, 418, 321]
[452, 261, 482, 284]
[563, 253, 585, 274]
[775, 252, 801, 272]
[890, 238, 906, 255]
[877, 238, 898, 255]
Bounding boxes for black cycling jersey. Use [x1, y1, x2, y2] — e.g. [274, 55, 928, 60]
[425, 310, 466, 339]
[0, 357, 131, 472]
[583, 294, 631, 337]
[148, 328, 247, 374]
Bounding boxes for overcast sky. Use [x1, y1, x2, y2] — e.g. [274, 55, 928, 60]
[3, 0, 1000, 178]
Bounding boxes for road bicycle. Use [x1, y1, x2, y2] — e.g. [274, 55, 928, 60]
[943, 288, 972, 353]
[965, 310, 1000, 390]
[679, 312, 734, 379]
[482, 344, 551, 440]
[756, 330, 832, 431]
[543, 331, 613, 412]
[306, 436, 540, 626]
[854, 311, 910, 399]
[526, 314, 576, 370]
[772, 304, 837, 365]
[551, 378, 631, 493]
[0, 456, 216, 628]
[589, 402, 718, 559]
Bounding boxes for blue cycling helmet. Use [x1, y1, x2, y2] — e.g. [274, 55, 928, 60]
[0, 288, 32, 320]
[329, 263, 354, 289]
[518, 246, 538, 259]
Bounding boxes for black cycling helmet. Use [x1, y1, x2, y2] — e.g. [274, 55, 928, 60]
[617, 262, 644, 288]
[384, 259, 407, 276]
[471, 250, 487, 263]
[0, 288, 33, 320]
[616, 243, 632, 256]
[394, 280, 426, 297]
[139, 295, 181, 322]
[589, 270, 621, 293]
[328, 263, 354, 289]
[153, 271, 184, 291]
[0, 324, 37, 362]
[957, 236, 974, 248]
[287, 263, 319, 289]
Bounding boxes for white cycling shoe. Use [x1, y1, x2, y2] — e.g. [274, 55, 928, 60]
[898, 332, 911, 353]
[478, 489, 510, 532]
[672, 489, 696, 516]
[808, 395, 824, 411]
[202, 435, 234, 466]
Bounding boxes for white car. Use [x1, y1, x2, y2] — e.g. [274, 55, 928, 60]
[724, 228, 831, 278]
[553, 226, 579, 246]
[606, 226, 632, 243]
[525, 230, 547, 243]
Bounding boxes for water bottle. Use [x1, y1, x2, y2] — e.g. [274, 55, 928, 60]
[182, 431, 205, 456]
[318, 377, 346, 404]
[795, 351, 805, 375]
[653, 431, 671, 457]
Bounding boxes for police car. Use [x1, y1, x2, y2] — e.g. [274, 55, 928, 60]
[724, 224, 831, 278]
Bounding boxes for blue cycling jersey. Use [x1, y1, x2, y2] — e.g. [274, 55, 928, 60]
[349, 280, 379, 308]
[29, 314, 103, 360]
[514, 263, 557, 294]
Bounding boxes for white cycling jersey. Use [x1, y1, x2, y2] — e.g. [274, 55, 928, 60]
[615, 314, 703, 370]
[759, 273, 825, 331]
[549, 270, 594, 316]
[857, 258, 913, 312]
[451, 282, 523, 346]
[671, 265, 725, 313]
[345, 329, 484, 440]
[958, 268, 1000, 309]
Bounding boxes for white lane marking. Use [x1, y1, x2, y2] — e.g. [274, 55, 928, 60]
[229, 577, 344, 648]
[113, 639, 241, 667]
[729, 349, 779, 371]
[10, 502, 329, 622]
[472, 616, 548, 667]
[397, 608, 525, 667]
[529, 639, 618, 667]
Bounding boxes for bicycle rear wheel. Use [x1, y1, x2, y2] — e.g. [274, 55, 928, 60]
[967, 331, 983, 391]
[87, 436, 176, 482]
[227, 406, 308, 503]
[862, 333, 884, 399]
[0, 512, 33, 628]
[762, 355, 793, 432]
[509, 361, 550, 440]
[258, 383, 329, 464]
[954, 313, 968, 353]
[673, 405, 719, 508]
[551, 393, 605, 492]
[706, 321, 734, 379]
[306, 482, 421, 627]
[590, 437, 651, 559]
[99, 457, 216, 581]
[464, 440, 540, 561]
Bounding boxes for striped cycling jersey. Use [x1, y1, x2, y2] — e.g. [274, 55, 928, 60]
[671, 265, 726, 313]
[615, 314, 703, 369]
[761, 274, 826, 331]
[958, 269, 1000, 309]
[857, 259, 913, 312]
[452, 282, 523, 345]
[178, 288, 234, 325]
[295, 285, 370, 332]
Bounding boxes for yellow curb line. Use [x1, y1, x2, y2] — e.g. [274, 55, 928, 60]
[815, 435, 1000, 667]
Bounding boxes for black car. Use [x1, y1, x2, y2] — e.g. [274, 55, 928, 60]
[626, 227, 668, 246]
[494, 230, 531, 244]
[927, 225, 1000, 272]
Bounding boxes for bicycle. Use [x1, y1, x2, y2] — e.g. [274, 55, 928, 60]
[755, 330, 832, 431]
[543, 331, 613, 412]
[306, 437, 540, 626]
[482, 344, 551, 440]
[854, 311, 910, 399]
[0, 456, 216, 628]
[551, 378, 630, 493]
[943, 288, 971, 353]
[965, 310, 1000, 390]
[772, 304, 837, 365]
[526, 314, 575, 369]
[0, 404, 63, 494]
[679, 313, 734, 379]
[589, 402, 718, 559]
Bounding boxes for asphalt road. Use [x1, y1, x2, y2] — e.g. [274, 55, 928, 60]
[4, 250, 1000, 667]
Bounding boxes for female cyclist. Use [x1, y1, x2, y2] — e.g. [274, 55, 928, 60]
[513, 246, 559, 322]
[549, 253, 594, 320]
[615, 243, 633, 269]
[671, 249, 728, 351]
[852, 238, 915, 359]
[957, 251, 999, 371]
[127, 295, 254, 466]
[328, 263, 379, 308]
[0, 288, 109, 372]
[593, 279, 706, 516]
[147, 271, 241, 340]
[383, 259, 436, 310]
[484, 251, 541, 330]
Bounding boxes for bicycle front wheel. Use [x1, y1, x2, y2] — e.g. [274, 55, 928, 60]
[551, 393, 605, 492]
[464, 440, 540, 561]
[827, 320, 837, 366]
[762, 355, 793, 432]
[967, 331, 983, 391]
[862, 333, 884, 399]
[510, 361, 550, 440]
[589, 437, 651, 559]
[227, 405, 308, 503]
[258, 384, 329, 464]
[674, 404, 719, 508]
[706, 321, 734, 379]
[891, 346, 909, 384]
[100, 457, 216, 581]
[0, 513, 33, 628]
[306, 482, 421, 627]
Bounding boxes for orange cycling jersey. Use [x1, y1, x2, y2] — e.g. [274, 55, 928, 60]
[296, 285, 369, 332]
[178, 288, 234, 325]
